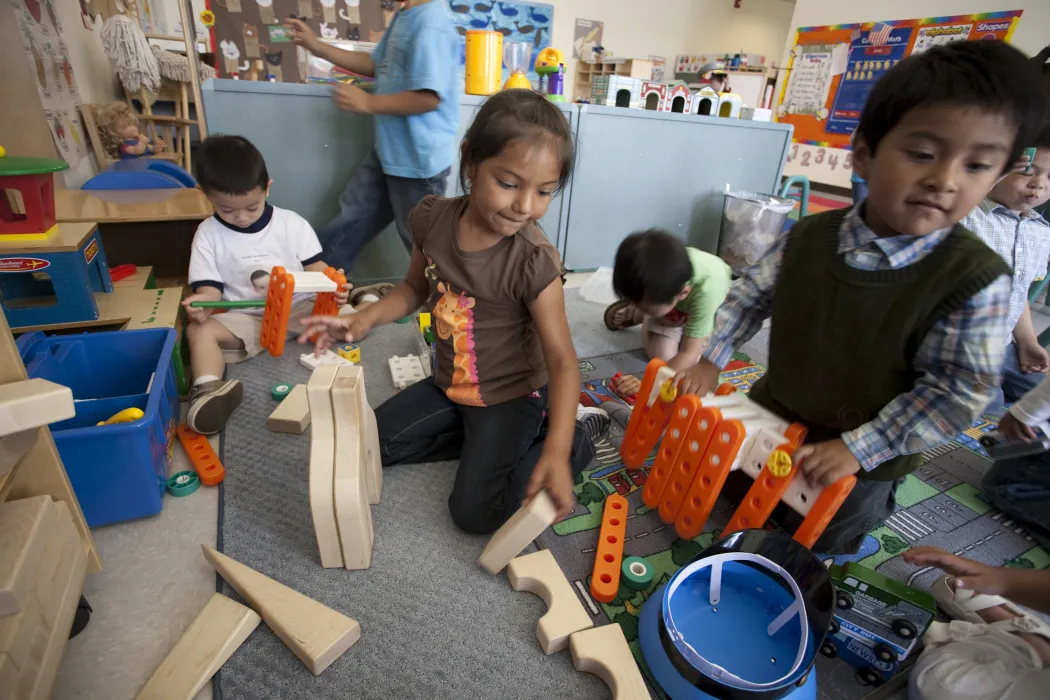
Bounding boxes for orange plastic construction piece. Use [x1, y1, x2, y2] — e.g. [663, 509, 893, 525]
[590, 494, 628, 604]
[673, 418, 746, 540]
[176, 424, 226, 486]
[655, 406, 722, 523]
[715, 382, 737, 396]
[722, 442, 801, 538]
[259, 266, 295, 357]
[793, 475, 857, 549]
[641, 396, 705, 510]
[311, 267, 348, 317]
[621, 360, 676, 469]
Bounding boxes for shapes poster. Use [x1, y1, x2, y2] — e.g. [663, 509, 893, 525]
[776, 11, 1023, 148]
[445, 0, 553, 83]
[9, 0, 90, 168]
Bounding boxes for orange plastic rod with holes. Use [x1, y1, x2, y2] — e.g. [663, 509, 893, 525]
[673, 418, 746, 540]
[793, 475, 857, 549]
[176, 425, 226, 486]
[311, 267, 348, 317]
[641, 395, 701, 510]
[259, 266, 295, 356]
[590, 494, 629, 604]
[656, 406, 721, 523]
[715, 383, 737, 396]
[722, 423, 807, 537]
[621, 360, 676, 469]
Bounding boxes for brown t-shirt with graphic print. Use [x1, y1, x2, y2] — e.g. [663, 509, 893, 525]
[410, 195, 564, 407]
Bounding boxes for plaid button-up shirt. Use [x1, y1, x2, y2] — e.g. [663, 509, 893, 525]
[961, 198, 1050, 342]
[704, 205, 1011, 472]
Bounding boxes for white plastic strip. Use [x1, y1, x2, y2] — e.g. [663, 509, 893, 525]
[291, 271, 339, 293]
[767, 599, 802, 637]
[709, 560, 722, 605]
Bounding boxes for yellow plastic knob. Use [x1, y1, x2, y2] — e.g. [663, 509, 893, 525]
[659, 380, 678, 403]
[766, 449, 792, 478]
[0, 145, 6, 157]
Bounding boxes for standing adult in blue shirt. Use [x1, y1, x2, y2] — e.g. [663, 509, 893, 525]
[287, 1, 459, 275]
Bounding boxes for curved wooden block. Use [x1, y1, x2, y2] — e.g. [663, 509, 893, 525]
[353, 368, 382, 504]
[331, 367, 373, 570]
[507, 549, 593, 654]
[202, 545, 361, 675]
[479, 491, 556, 575]
[307, 365, 343, 569]
[569, 625, 648, 700]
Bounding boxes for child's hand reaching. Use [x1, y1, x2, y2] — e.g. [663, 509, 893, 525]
[903, 547, 1012, 596]
[524, 456, 575, 522]
[333, 269, 352, 307]
[674, 358, 720, 396]
[298, 313, 373, 355]
[795, 438, 861, 488]
[1016, 340, 1050, 374]
[181, 294, 214, 325]
[999, 411, 1038, 443]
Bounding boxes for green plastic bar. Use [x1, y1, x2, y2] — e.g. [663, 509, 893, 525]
[189, 300, 267, 309]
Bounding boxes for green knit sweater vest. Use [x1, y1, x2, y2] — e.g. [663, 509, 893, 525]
[747, 209, 1009, 480]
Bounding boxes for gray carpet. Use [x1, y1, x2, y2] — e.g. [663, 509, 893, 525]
[215, 289, 636, 699]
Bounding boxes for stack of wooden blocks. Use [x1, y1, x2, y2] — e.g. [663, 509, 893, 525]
[306, 364, 383, 570]
[0, 494, 88, 699]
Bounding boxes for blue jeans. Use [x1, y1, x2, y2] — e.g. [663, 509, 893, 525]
[983, 452, 1050, 551]
[989, 342, 1047, 413]
[376, 379, 595, 534]
[318, 149, 450, 272]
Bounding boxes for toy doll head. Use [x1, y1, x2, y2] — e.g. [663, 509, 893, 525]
[97, 102, 143, 159]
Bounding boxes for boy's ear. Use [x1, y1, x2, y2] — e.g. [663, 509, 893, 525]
[677, 285, 691, 303]
[265, 178, 273, 198]
[852, 136, 873, 181]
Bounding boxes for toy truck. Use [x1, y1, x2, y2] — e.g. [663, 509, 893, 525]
[820, 563, 937, 686]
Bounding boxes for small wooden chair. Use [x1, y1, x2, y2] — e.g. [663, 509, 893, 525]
[79, 103, 191, 171]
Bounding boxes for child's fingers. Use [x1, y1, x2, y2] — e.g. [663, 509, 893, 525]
[903, 547, 987, 577]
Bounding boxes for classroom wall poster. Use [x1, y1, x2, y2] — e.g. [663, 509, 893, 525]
[572, 17, 602, 60]
[447, 0, 552, 83]
[9, 0, 90, 168]
[775, 10, 1023, 187]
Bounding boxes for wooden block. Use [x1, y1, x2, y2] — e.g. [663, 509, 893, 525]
[0, 599, 42, 671]
[569, 625, 649, 700]
[134, 593, 261, 700]
[331, 368, 373, 570]
[507, 549, 594, 654]
[201, 545, 361, 675]
[306, 365, 343, 569]
[0, 379, 74, 438]
[16, 523, 88, 700]
[355, 371, 382, 505]
[300, 350, 352, 371]
[267, 384, 311, 434]
[0, 429, 38, 483]
[34, 502, 76, 628]
[0, 653, 17, 693]
[0, 495, 54, 617]
[479, 492, 556, 575]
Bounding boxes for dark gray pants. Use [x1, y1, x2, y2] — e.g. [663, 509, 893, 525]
[318, 149, 450, 272]
[376, 379, 595, 535]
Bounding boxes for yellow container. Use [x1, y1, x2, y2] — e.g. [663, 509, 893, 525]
[465, 30, 503, 96]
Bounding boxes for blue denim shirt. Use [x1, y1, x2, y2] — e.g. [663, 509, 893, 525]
[372, 1, 459, 179]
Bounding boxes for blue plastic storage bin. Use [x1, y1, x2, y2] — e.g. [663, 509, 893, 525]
[17, 328, 180, 527]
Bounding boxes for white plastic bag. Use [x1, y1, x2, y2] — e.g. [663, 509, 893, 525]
[579, 267, 618, 306]
[719, 191, 795, 271]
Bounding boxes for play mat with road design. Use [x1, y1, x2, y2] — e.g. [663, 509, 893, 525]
[537, 349, 1050, 700]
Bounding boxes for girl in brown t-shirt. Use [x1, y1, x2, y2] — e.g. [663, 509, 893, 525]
[301, 90, 608, 534]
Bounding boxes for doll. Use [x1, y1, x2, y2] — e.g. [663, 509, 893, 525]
[97, 102, 166, 161]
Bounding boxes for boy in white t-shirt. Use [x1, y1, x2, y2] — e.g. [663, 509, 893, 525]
[182, 136, 349, 434]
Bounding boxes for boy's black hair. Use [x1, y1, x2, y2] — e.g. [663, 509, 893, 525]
[1034, 122, 1050, 149]
[857, 40, 1047, 172]
[195, 135, 270, 195]
[249, 270, 269, 283]
[612, 230, 692, 305]
[460, 89, 575, 193]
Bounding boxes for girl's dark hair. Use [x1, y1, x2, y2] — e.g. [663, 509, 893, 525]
[459, 89, 576, 193]
[857, 40, 1047, 173]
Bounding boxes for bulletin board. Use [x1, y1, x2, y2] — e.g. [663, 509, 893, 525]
[776, 11, 1023, 150]
[211, 0, 395, 83]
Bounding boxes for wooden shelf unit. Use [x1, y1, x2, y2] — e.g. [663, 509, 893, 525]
[574, 58, 654, 102]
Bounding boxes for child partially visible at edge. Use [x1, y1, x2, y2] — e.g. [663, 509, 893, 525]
[675, 40, 1046, 554]
[300, 90, 608, 532]
[961, 125, 1050, 407]
[181, 135, 349, 435]
[604, 231, 731, 398]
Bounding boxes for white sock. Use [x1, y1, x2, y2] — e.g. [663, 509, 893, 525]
[356, 293, 380, 305]
[194, 374, 220, 387]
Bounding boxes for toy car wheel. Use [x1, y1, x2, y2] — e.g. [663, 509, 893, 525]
[856, 667, 883, 686]
[829, 618, 840, 635]
[836, 590, 854, 610]
[979, 435, 997, 448]
[820, 641, 837, 658]
[874, 643, 896, 664]
[892, 618, 918, 639]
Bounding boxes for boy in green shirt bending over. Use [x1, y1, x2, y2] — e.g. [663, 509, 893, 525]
[605, 230, 731, 397]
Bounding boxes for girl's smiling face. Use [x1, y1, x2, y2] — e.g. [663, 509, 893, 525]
[463, 136, 562, 239]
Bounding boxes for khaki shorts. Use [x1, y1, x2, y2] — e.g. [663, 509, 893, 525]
[213, 299, 316, 364]
[642, 314, 685, 342]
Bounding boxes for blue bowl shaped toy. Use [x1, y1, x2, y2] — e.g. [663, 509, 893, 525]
[639, 530, 834, 699]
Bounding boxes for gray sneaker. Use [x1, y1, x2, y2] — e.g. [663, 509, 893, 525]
[186, 379, 243, 435]
[576, 405, 611, 443]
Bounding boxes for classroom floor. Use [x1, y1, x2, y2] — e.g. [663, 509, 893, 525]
[50, 273, 1050, 700]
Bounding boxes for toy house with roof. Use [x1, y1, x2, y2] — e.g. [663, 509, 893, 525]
[591, 75, 643, 108]
[640, 81, 667, 111]
[663, 81, 693, 113]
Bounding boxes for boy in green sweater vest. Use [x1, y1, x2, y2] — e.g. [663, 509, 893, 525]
[676, 41, 1046, 554]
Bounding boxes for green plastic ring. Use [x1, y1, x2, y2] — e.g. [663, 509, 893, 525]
[395, 316, 412, 324]
[621, 556, 654, 590]
[166, 471, 200, 497]
[271, 383, 292, 401]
